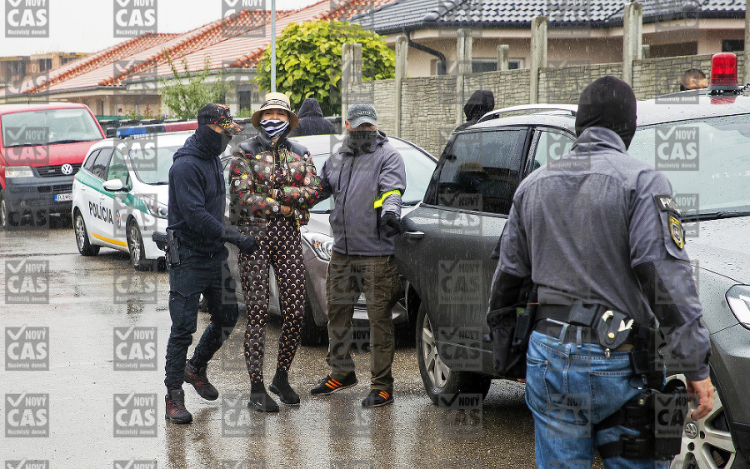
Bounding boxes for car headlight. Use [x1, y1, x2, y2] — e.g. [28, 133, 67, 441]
[6, 166, 34, 178]
[726, 285, 750, 328]
[302, 232, 333, 261]
[143, 198, 168, 219]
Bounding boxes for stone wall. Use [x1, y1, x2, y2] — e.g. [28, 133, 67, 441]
[349, 53, 732, 157]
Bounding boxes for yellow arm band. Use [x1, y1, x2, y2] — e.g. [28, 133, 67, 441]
[374, 190, 402, 209]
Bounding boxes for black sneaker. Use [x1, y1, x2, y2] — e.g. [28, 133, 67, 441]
[248, 384, 280, 413]
[269, 369, 300, 406]
[184, 360, 219, 401]
[165, 389, 193, 424]
[361, 389, 393, 408]
[310, 372, 357, 396]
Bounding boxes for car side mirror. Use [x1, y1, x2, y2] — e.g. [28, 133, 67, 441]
[103, 179, 128, 192]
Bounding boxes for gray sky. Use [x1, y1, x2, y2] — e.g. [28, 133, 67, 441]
[1, 0, 322, 56]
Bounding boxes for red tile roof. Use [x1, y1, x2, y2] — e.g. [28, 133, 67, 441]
[21, 0, 393, 95]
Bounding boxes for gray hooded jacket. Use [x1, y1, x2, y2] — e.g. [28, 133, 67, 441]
[317, 131, 406, 256]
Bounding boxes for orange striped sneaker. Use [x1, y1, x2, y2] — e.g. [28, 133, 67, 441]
[310, 372, 357, 396]
[361, 389, 394, 407]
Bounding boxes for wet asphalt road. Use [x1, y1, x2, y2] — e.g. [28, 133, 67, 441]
[1, 226, 539, 469]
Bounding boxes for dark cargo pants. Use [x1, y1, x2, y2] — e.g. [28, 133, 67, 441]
[325, 251, 400, 393]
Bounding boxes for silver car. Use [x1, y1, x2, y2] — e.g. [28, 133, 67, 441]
[221, 134, 437, 344]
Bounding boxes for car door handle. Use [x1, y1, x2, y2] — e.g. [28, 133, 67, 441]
[404, 231, 424, 240]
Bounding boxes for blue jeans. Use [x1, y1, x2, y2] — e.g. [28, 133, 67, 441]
[525, 330, 669, 469]
[164, 245, 239, 391]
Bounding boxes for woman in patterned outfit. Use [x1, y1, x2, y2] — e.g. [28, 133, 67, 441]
[228, 93, 322, 412]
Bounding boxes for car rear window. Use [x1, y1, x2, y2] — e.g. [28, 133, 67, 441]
[1, 108, 102, 146]
[628, 114, 750, 214]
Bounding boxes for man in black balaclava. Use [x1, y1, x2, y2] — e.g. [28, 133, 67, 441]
[490, 76, 713, 467]
[453, 89, 494, 133]
[574, 75, 637, 148]
[164, 103, 257, 424]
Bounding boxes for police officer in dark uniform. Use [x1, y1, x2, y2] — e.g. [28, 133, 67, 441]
[163, 103, 257, 424]
[491, 77, 714, 467]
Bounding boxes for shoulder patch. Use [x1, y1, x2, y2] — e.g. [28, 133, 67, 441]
[654, 195, 682, 216]
[669, 215, 685, 250]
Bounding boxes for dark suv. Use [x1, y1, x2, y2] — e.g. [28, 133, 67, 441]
[397, 94, 750, 468]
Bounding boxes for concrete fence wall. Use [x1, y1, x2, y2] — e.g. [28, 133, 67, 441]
[354, 52, 736, 157]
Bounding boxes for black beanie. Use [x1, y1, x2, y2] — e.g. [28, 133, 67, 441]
[575, 76, 637, 149]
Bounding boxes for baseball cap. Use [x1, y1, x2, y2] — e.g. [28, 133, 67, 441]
[347, 103, 377, 128]
[197, 103, 243, 134]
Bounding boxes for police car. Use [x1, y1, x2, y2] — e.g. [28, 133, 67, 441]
[397, 53, 750, 468]
[72, 125, 202, 270]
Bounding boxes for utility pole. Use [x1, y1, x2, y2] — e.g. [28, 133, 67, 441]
[271, 0, 276, 92]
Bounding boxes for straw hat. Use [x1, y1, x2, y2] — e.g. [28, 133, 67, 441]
[251, 92, 299, 130]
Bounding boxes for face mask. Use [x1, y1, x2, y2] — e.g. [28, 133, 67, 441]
[260, 119, 289, 140]
[347, 130, 377, 154]
[196, 124, 231, 157]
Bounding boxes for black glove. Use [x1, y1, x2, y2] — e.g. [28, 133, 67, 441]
[236, 234, 257, 253]
[381, 212, 403, 236]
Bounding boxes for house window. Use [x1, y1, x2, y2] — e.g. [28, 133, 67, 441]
[722, 40, 744, 52]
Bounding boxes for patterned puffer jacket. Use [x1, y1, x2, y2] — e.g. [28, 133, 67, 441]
[229, 132, 322, 227]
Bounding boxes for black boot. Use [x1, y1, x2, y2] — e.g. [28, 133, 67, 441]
[184, 360, 219, 401]
[269, 369, 300, 406]
[165, 389, 193, 424]
[248, 381, 279, 413]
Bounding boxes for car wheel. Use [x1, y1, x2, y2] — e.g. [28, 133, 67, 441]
[416, 304, 492, 405]
[668, 374, 736, 469]
[74, 211, 100, 256]
[300, 296, 326, 346]
[0, 191, 18, 229]
[127, 221, 154, 271]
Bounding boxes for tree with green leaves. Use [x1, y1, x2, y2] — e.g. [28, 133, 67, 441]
[255, 20, 395, 116]
[159, 51, 225, 120]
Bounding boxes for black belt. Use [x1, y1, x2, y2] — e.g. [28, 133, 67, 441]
[534, 320, 633, 350]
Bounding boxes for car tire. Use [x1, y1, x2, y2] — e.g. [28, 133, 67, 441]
[668, 374, 737, 468]
[127, 221, 155, 271]
[416, 304, 492, 405]
[74, 211, 100, 256]
[300, 297, 326, 346]
[0, 191, 18, 229]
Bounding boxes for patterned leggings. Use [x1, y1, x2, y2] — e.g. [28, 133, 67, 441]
[238, 216, 306, 384]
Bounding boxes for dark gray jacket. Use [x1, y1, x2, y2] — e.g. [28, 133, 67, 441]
[317, 131, 406, 256]
[496, 126, 710, 381]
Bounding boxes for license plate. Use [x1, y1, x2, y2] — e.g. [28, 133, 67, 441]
[55, 193, 72, 202]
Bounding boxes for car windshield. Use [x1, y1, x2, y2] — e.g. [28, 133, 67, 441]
[129, 145, 181, 185]
[309, 145, 437, 213]
[628, 114, 750, 216]
[1, 108, 102, 146]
